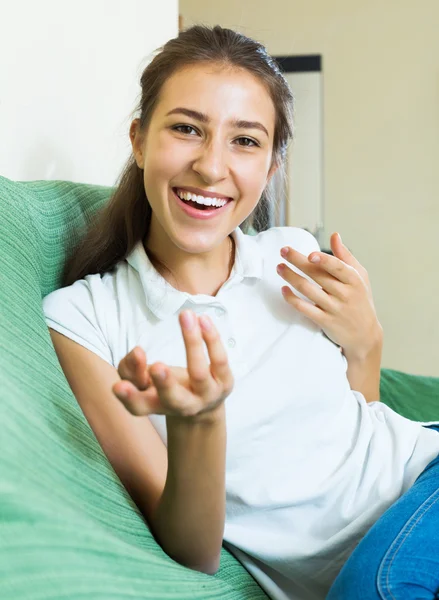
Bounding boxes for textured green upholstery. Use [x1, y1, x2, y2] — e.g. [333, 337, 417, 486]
[1, 174, 438, 599]
[0, 175, 268, 600]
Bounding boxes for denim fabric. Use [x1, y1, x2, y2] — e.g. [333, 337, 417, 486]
[327, 425, 439, 600]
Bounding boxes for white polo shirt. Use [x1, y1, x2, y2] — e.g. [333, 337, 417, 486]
[42, 225, 439, 600]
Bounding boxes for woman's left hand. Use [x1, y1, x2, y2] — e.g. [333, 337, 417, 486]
[277, 232, 383, 360]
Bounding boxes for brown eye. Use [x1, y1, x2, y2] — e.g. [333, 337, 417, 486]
[235, 137, 258, 147]
[173, 125, 198, 135]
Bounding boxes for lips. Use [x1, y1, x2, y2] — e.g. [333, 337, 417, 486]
[173, 186, 232, 201]
[171, 188, 231, 220]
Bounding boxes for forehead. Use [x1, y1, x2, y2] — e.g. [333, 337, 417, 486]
[156, 63, 276, 132]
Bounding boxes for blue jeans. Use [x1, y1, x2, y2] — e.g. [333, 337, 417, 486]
[327, 425, 439, 600]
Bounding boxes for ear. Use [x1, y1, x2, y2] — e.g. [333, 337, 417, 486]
[129, 119, 145, 169]
[266, 160, 279, 185]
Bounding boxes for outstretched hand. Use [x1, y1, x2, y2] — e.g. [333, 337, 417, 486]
[276, 232, 383, 360]
[112, 310, 234, 422]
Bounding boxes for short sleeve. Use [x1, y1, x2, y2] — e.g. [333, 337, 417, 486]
[42, 275, 114, 367]
[282, 226, 321, 256]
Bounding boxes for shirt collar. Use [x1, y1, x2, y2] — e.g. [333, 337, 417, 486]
[125, 227, 263, 320]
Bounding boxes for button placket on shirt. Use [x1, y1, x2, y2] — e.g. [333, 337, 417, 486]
[207, 303, 236, 352]
[191, 302, 238, 363]
[219, 311, 236, 351]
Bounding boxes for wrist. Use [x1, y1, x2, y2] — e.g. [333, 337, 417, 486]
[167, 402, 226, 427]
[344, 324, 383, 363]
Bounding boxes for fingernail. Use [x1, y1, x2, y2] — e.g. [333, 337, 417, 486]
[280, 247, 289, 258]
[129, 353, 137, 367]
[154, 366, 167, 381]
[181, 310, 195, 330]
[310, 254, 320, 263]
[199, 314, 212, 331]
[337, 233, 343, 244]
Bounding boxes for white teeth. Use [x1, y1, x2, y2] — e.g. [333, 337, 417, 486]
[176, 189, 228, 208]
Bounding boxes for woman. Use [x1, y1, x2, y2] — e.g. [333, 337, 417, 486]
[42, 25, 439, 600]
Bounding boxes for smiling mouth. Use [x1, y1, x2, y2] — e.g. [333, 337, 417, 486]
[173, 187, 230, 211]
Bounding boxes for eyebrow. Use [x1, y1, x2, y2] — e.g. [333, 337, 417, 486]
[165, 107, 269, 138]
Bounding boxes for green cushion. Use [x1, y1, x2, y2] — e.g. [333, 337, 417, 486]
[1, 175, 438, 599]
[0, 175, 268, 600]
[380, 368, 439, 422]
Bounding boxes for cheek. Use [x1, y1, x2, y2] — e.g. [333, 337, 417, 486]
[236, 156, 271, 198]
[143, 140, 183, 191]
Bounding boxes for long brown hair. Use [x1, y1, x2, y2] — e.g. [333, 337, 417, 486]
[62, 25, 294, 287]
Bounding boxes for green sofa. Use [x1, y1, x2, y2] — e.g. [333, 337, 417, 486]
[1, 174, 439, 599]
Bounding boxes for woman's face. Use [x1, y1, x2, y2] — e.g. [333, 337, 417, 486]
[131, 62, 277, 255]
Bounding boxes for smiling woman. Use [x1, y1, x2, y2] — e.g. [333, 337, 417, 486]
[60, 26, 294, 291]
[42, 23, 439, 600]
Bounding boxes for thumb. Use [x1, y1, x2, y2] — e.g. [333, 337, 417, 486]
[330, 233, 356, 266]
[330, 233, 370, 285]
[132, 345, 152, 390]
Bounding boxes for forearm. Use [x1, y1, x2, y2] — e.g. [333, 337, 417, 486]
[344, 328, 383, 403]
[151, 404, 226, 574]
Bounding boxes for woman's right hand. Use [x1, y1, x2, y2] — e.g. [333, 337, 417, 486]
[111, 310, 234, 422]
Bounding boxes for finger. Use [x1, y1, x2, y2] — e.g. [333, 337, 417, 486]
[307, 252, 359, 286]
[281, 245, 356, 286]
[277, 259, 348, 303]
[114, 363, 193, 417]
[329, 233, 363, 270]
[114, 362, 202, 418]
[163, 365, 188, 384]
[179, 310, 212, 397]
[329, 232, 345, 258]
[148, 362, 203, 418]
[117, 346, 151, 391]
[112, 380, 161, 416]
[281, 286, 328, 326]
[277, 264, 336, 311]
[198, 314, 234, 395]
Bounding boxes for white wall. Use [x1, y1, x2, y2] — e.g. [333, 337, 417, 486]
[284, 71, 324, 238]
[180, 0, 439, 376]
[0, 0, 178, 186]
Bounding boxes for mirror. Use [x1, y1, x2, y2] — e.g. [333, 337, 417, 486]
[263, 55, 325, 249]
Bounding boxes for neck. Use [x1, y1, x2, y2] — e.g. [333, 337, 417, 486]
[144, 229, 235, 297]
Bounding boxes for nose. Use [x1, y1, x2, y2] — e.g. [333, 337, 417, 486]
[192, 139, 229, 185]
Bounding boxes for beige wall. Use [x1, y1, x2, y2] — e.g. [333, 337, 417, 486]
[1, 0, 178, 186]
[180, 0, 439, 376]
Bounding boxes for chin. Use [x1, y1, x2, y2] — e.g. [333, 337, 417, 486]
[170, 229, 223, 254]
